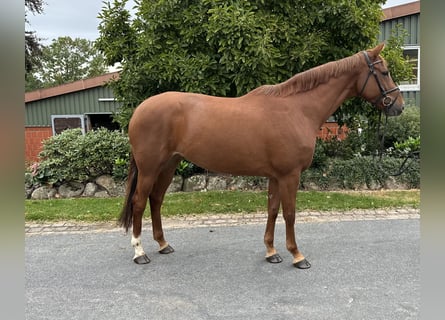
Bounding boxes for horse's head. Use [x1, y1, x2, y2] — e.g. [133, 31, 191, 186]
[358, 43, 404, 116]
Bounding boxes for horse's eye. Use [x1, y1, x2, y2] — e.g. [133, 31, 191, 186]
[381, 71, 389, 76]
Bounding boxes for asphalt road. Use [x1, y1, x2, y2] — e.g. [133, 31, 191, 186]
[25, 219, 419, 320]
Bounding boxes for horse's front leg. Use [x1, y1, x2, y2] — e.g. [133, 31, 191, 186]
[264, 178, 283, 263]
[279, 174, 311, 269]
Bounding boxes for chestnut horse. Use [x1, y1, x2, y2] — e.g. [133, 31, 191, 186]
[119, 43, 404, 268]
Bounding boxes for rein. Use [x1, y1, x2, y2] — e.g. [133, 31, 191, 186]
[375, 110, 419, 177]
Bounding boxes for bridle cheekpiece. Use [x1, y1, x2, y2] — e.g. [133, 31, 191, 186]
[359, 51, 400, 114]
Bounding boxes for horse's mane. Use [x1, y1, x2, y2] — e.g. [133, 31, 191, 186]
[249, 52, 363, 97]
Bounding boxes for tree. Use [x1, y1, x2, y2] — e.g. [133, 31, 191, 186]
[27, 37, 108, 90]
[96, 0, 411, 130]
[25, 0, 44, 76]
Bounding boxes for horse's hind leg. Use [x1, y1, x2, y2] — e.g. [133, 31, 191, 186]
[150, 156, 182, 254]
[131, 174, 155, 264]
[264, 177, 283, 263]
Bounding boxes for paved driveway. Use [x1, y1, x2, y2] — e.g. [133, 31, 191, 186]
[25, 218, 419, 320]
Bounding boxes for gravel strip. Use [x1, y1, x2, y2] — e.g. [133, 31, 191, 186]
[25, 207, 419, 235]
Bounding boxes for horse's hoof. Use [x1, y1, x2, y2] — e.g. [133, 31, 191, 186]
[159, 244, 174, 254]
[133, 254, 151, 264]
[265, 253, 283, 264]
[293, 258, 311, 269]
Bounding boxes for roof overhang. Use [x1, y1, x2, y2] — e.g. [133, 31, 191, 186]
[25, 72, 119, 103]
[382, 1, 420, 21]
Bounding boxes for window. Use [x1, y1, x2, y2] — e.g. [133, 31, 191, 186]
[399, 46, 420, 92]
[51, 115, 85, 135]
[51, 113, 119, 135]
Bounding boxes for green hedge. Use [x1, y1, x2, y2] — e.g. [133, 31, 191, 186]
[301, 156, 419, 190]
[30, 128, 130, 185]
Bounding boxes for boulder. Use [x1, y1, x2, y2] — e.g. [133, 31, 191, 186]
[94, 190, 110, 198]
[385, 176, 407, 190]
[166, 176, 183, 193]
[82, 182, 98, 197]
[113, 181, 127, 196]
[302, 181, 320, 191]
[31, 185, 57, 200]
[58, 181, 85, 198]
[227, 176, 248, 191]
[206, 176, 227, 191]
[183, 175, 207, 192]
[96, 175, 119, 196]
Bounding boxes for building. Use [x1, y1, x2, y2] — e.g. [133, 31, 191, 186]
[25, 1, 420, 163]
[380, 0, 420, 107]
[25, 72, 120, 162]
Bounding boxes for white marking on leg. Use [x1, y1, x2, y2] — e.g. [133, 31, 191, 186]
[159, 242, 169, 251]
[131, 235, 146, 259]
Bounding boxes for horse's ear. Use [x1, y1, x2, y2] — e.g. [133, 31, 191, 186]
[369, 43, 385, 58]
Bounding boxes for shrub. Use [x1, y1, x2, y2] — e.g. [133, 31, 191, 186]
[383, 105, 420, 149]
[301, 156, 420, 190]
[317, 121, 367, 160]
[175, 160, 205, 178]
[34, 128, 130, 184]
[311, 138, 328, 169]
[391, 136, 420, 157]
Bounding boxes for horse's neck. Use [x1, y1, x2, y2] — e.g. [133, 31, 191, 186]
[298, 72, 358, 128]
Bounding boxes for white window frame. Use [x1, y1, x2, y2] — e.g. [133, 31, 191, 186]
[399, 45, 420, 92]
[51, 114, 86, 136]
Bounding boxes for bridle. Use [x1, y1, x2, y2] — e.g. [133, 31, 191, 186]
[359, 51, 400, 115]
[358, 51, 417, 176]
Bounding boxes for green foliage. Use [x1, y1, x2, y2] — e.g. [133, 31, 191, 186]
[175, 160, 203, 178]
[26, 36, 108, 91]
[380, 23, 414, 85]
[311, 138, 328, 169]
[113, 157, 130, 181]
[384, 106, 420, 149]
[394, 136, 420, 155]
[316, 119, 368, 160]
[25, 0, 45, 74]
[320, 105, 420, 159]
[97, 0, 389, 129]
[33, 128, 130, 184]
[306, 105, 420, 190]
[301, 156, 420, 190]
[319, 130, 363, 160]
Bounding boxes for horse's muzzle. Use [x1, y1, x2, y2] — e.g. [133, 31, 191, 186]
[385, 103, 404, 116]
[381, 92, 404, 117]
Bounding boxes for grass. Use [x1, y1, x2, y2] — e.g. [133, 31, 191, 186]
[25, 189, 419, 223]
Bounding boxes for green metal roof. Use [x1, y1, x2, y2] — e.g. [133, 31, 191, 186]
[25, 83, 120, 127]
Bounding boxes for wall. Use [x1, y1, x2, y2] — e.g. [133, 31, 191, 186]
[25, 127, 52, 163]
[318, 122, 348, 140]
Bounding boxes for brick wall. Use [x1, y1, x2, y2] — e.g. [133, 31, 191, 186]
[25, 127, 53, 163]
[317, 122, 348, 140]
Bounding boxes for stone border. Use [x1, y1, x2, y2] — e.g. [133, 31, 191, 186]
[25, 207, 419, 235]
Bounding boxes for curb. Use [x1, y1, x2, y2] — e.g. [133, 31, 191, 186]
[25, 207, 420, 235]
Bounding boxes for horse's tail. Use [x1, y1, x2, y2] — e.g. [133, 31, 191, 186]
[119, 153, 138, 232]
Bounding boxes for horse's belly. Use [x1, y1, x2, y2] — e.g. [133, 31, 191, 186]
[179, 133, 270, 176]
[178, 126, 312, 177]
